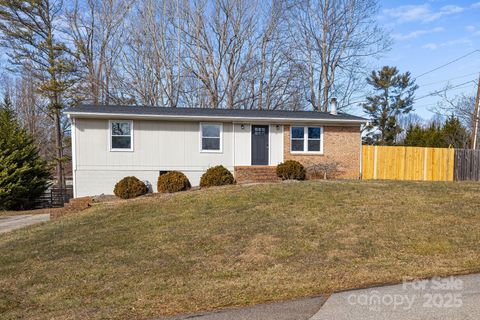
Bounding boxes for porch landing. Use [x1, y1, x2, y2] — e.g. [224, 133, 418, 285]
[234, 166, 281, 184]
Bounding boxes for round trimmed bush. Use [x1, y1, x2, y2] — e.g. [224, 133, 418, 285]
[114, 176, 148, 199]
[157, 171, 191, 193]
[276, 160, 306, 180]
[200, 165, 235, 188]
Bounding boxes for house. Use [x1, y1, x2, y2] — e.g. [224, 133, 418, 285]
[65, 105, 367, 197]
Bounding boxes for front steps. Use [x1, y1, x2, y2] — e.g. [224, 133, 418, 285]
[234, 166, 280, 184]
[51, 197, 93, 219]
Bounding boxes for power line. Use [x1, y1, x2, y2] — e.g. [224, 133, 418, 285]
[347, 79, 476, 106]
[347, 50, 480, 107]
[415, 81, 476, 96]
[349, 74, 477, 104]
[414, 80, 476, 102]
[418, 72, 480, 87]
[346, 50, 480, 106]
[414, 49, 480, 80]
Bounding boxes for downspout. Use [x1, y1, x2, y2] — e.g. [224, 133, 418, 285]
[359, 124, 363, 180]
[232, 122, 236, 169]
[359, 122, 368, 180]
[69, 115, 77, 198]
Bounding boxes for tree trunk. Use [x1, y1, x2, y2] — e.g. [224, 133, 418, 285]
[53, 107, 64, 203]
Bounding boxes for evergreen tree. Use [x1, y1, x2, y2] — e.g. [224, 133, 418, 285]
[403, 124, 425, 146]
[363, 66, 418, 145]
[0, 95, 50, 210]
[402, 115, 469, 148]
[404, 123, 445, 147]
[443, 115, 469, 148]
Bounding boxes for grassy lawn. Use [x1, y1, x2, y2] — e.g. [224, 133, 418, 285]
[1, 180, 480, 319]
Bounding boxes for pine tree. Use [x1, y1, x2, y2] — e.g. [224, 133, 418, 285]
[0, 0, 76, 196]
[0, 95, 50, 210]
[363, 66, 418, 145]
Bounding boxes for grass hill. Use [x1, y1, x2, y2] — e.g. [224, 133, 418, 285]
[1, 180, 480, 319]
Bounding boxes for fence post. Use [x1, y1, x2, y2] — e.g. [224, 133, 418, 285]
[373, 145, 378, 180]
[423, 148, 428, 181]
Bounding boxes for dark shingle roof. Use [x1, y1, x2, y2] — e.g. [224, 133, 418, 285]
[65, 104, 367, 123]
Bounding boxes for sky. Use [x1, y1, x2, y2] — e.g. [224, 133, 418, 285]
[374, 0, 480, 120]
[1, 0, 479, 121]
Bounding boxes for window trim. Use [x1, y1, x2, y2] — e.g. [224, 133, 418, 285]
[109, 120, 134, 152]
[290, 125, 323, 154]
[200, 122, 223, 153]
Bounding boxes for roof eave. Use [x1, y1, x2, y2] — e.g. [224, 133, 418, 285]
[65, 111, 367, 125]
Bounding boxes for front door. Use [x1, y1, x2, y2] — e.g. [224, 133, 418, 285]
[251, 125, 269, 165]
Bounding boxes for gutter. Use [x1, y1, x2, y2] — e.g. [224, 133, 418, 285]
[65, 112, 368, 125]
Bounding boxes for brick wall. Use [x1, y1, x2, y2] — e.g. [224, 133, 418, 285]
[234, 166, 280, 184]
[283, 125, 361, 179]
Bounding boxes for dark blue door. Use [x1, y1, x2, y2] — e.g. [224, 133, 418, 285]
[251, 125, 269, 165]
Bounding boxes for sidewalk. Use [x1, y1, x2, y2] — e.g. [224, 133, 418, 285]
[158, 296, 327, 320]
[310, 273, 480, 320]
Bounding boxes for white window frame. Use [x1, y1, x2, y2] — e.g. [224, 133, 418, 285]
[290, 125, 323, 154]
[200, 122, 223, 153]
[109, 120, 134, 152]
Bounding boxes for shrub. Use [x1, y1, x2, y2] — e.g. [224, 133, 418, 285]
[306, 159, 342, 180]
[157, 171, 191, 193]
[200, 165, 235, 188]
[114, 176, 148, 199]
[276, 160, 306, 180]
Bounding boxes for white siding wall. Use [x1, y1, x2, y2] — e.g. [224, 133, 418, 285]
[73, 119, 284, 197]
[269, 124, 284, 165]
[233, 123, 251, 165]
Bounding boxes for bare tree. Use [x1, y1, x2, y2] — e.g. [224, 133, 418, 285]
[288, 0, 390, 112]
[119, 0, 184, 107]
[67, 0, 132, 105]
[242, 0, 303, 110]
[17, 78, 52, 153]
[65, 0, 389, 112]
[180, 0, 261, 109]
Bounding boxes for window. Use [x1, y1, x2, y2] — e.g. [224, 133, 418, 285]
[291, 126, 304, 152]
[201, 123, 222, 152]
[308, 127, 321, 152]
[290, 126, 322, 153]
[110, 120, 133, 151]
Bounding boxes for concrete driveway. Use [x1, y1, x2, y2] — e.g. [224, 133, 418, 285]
[310, 273, 480, 320]
[0, 214, 50, 234]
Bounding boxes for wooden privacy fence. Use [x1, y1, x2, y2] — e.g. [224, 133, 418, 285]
[454, 149, 480, 181]
[362, 145, 455, 181]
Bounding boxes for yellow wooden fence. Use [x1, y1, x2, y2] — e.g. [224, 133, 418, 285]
[362, 145, 455, 181]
